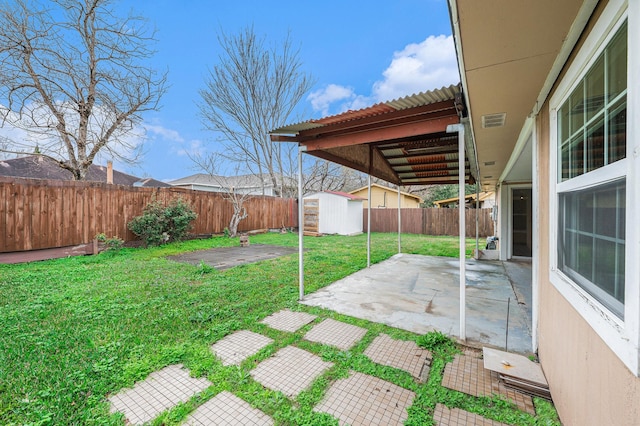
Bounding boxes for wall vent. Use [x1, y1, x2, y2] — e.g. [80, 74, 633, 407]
[481, 113, 506, 128]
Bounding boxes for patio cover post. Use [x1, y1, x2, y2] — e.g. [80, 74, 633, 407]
[367, 175, 371, 267]
[448, 123, 466, 341]
[476, 184, 479, 258]
[397, 185, 401, 253]
[298, 145, 305, 300]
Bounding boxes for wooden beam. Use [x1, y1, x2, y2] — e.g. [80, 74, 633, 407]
[270, 135, 299, 142]
[301, 115, 460, 152]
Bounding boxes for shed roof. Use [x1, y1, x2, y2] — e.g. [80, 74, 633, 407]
[270, 84, 474, 186]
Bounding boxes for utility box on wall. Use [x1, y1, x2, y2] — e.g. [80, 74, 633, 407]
[303, 191, 364, 236]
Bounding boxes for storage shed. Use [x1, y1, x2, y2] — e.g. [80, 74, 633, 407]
[303, 191, 364, 236]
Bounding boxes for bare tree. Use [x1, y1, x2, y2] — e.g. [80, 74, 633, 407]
[0, 0, 167, 180]
[198, 26, 313, 197]
[190, 152, 252, 238]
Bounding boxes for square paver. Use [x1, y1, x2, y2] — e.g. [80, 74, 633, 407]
[260, 309, 317, 332]
[364, 334, 431, 379]
[251, 346, 333, 398]
[183, 391, 273, 425]
[433, 403, 511, 425]
[304, 318, 367, 350]
[314, 370, 415, 425]
[108, 364, 212, 425]
[442, 354, 535, 415]
[211, 330, 274, 366]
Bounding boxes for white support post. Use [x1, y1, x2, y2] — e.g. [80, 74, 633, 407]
[367, 175, 372, 267]
[397, 185, 402, 253]
[448, 123, 466, 341]
[298, 146, 304, 300]
[476, 184, 480, 258]
[531, 120, 539, 353]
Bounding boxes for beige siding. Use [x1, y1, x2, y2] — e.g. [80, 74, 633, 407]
[537, 81, 640, 424]
[539, 285, 640, 425]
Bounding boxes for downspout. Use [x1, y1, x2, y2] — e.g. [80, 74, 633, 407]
[448, 122, 466, 341]
[397, 185, 402, 254]
[367, 146, 372, 267]
[367, 174, 372, 267]
[476, 185, 480, 258]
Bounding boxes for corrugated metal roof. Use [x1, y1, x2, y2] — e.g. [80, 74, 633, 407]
[270, 84, 461, 135]
[385, 84, 460, 110]
[269, 84, 472, 186]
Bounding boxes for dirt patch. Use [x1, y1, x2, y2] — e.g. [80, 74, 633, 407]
[167, 244, 299, 270]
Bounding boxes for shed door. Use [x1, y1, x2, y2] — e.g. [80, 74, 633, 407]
[303, 199, 319, 235]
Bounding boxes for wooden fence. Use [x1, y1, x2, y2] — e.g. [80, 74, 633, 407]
[363, 208, 494, 237]
[0, 177, 297, 253]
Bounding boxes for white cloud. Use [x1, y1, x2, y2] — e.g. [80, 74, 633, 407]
[175, 139, 204, 157]
[309, 35, 459, 115]
[373, 35, 458, 102]
[144, 124, 185, 143]
[307, 84, 356, 116]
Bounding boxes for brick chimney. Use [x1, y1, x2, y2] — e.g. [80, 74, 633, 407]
[107, 161, 113, 184]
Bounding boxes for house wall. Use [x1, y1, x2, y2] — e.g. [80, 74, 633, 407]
[353, 186, 421, 209]
[535, 3, 640, 418]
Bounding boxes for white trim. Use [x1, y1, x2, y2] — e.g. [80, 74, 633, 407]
[533, 1, 600, 116]
[549, 0, 639, 375]
[499, 117, 534, 184]
[531, 118, 540, 352]
[627, 0, 640, 374]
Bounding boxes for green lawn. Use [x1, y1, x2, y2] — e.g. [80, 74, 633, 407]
[0, 233, 557, 425]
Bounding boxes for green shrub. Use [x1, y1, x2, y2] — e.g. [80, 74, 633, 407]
[128, 198, 197, 246]
[95, 233, 124, 251]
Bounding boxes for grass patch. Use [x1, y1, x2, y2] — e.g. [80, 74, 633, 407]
[0, 233, 557, 424]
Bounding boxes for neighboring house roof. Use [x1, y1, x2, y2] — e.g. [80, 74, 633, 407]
[433, 191, 494, 207]
[0, 155, 169, 187]
[167, 173, 294, 189]
[349, 183, 423, 202]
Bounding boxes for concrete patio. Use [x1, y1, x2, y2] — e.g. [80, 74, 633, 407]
[301, 253, 533, 354]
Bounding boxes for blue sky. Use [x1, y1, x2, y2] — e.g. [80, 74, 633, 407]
[2, 0, 459, 181]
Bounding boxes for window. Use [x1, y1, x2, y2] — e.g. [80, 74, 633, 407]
[554, 21, 627, 319]
[558, 179, 626, 317]
[558, 23, 627, 181]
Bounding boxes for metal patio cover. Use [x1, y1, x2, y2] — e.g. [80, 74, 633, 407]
[269, 84, 473, 186]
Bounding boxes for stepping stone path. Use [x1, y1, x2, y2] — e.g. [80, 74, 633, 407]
[109, 313, 538, 425]
[314, 370, 415, 425]
[364, 333, 431, 379]
[304, 318, 368, 350]
[442, 354, 535, 415]
[250, 345, 333, 398]
[433, 403, 510, 425]
[210, 330, 273, 366]
[261, 309, 317, 332]
[183, 391, 273, 425]
[108, 364, 211, 425]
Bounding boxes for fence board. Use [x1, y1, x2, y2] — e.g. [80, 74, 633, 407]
[0, 177, 298, 253]
[364, 208, 494, 238]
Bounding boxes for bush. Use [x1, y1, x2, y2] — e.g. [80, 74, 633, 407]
[128, 198, 197, 246]
[95, 233, 124, 251]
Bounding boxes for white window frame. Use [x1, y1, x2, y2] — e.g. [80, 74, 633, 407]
[549, 0, 640, 375]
